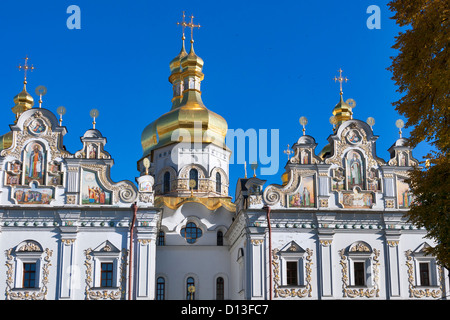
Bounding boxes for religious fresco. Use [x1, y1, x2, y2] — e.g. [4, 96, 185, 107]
[340, 191, 373, 209]
[346, 150, 364, 190]
[14, 184, 53, 205]
[5, 161, 22, 186]
[28, 119, 46, 135]
[397, 178, 413, 208]
[346, 129, 362, 144]
[367, 168, 381, 191]
[24, 142, 45, 185]
[87, 144, 98, 159]
[300, 150, 311, 164]
[331, 167, 345, 191]
[47, 161, 63, 186]
[81, 170, 111, 205]
[288, 175, 315, 208]
[139, 180, 152, 192]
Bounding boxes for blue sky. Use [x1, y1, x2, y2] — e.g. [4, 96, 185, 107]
[0, 0, 430, 199]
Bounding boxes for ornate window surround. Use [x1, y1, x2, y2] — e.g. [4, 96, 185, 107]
[272, 243, 313, 299]
[405, 243, 443, 299]
[339, 241, 380, 298]
[5, 240, 53, 300]
[84, 241, 128, 300]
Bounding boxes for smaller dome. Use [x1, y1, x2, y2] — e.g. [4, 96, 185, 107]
[297, 135, 316, 145]
[12, 84, 35, 120]
[394, 138, 408, 147]
[169, 42, 188, 76]
[14, 89, 34, 106]
[83, 129, 103, 138]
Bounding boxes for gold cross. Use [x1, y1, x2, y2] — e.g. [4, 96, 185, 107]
[333, 68, 348, 94]
[187, 14, 201, 43]
[284, 144, 293, 160]
[17, 56, 35, 84]
[176, 11, 188, 41]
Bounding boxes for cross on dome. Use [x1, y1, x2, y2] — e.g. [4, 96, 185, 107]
[333, 68, 348, 95]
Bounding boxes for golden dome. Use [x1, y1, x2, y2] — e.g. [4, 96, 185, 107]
[12, 83, 34, 121]
[332, 93, 352, 125]
[141, 41, 228, 159]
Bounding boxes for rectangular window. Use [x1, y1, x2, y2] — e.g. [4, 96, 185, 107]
[419, 263, 430, 286]
[286, 261, 298, 286]
[23, 263, 36, 288]
[101, 263, 114, 287]
[354, 262, 365, 286]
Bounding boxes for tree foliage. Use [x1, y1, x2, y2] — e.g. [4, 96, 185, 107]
[388, 0, 449, 269]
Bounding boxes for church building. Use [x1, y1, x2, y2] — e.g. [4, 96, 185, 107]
[0, 16, 448, 300]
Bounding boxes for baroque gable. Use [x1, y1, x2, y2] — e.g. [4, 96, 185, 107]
[0, 108, 138, 206]
[262, 119, 417, 211]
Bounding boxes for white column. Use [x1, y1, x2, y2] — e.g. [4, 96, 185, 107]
[59, 237, 76, 299]
[386, 240, 401, 297]
[135, 238, 156, 300]
[319, 239, 333, 297]
[248, 239, 264, 299]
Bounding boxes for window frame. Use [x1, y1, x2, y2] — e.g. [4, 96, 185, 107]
[163, 171, 171, 194]
[189, 169, 199, 190]
[181, 222, 203, 244]
[216, 277, 224, 300]
[22, 262, 37, 289]
[100, 262, 114, 288]
[279, 242, 306, 288]
[158, 230, 165, 246]
[217, 230, 224, 246]
[156, 277, 166, 300]
[215, 172, 222, 194]
[186, 277, 195, 300]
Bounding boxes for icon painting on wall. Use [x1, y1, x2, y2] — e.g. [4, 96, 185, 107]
[346, 150, 364, 190]
[288, 175, 315, 208]
[24, 142, 45, 185]
[28, 119, 46, 135]
[14, 183, 53, 204]
[397, 178, 413, 208]
[81, 170, 111, 205]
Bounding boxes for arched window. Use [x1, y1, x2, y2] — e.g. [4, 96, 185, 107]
[189, 169, 198, 190]
[216, 172, 222, 193]
[186, 277, 195, 300]
[181, 222, 203, 244]
[216, 277, 224, 300]
[163, 172, 170, 194]
[217, 230, 223, 246]
[157, 277, 165, 300]
[158, 230, 165, 246]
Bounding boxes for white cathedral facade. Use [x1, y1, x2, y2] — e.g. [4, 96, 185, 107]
[0, 31, 448, 301]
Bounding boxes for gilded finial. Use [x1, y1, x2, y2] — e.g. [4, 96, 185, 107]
[90, 109, 99, 129]
[17, 56, 35, 87]
[57, 106, 66, 126]
[251, 162, 258, 177]
[177, 11, 188, 41]
[299, 116, 308, 135]
[284, 144, 293, 160]
[395, 119, 404, 138]
[35, 86, 47, 109]
[333, 68, 348, 95]
[187, 14, 201, 44]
